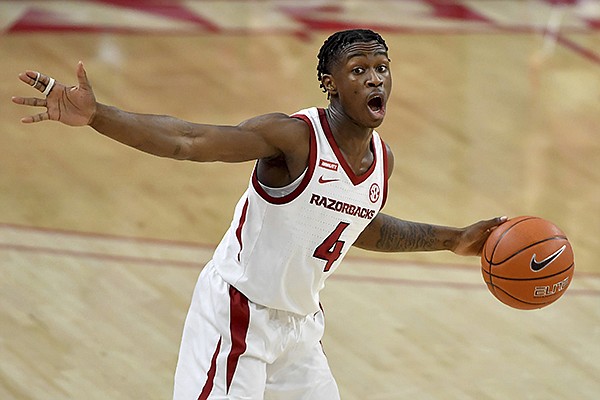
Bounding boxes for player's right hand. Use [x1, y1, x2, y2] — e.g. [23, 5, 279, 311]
[12, 61, 97, 127]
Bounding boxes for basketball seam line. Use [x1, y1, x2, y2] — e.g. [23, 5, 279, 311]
[484, 236, 569, 265]
[482, 262, 574, 281]
[489, 285, 556, 307]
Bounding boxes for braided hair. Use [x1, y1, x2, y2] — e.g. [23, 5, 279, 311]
[317, 29, 388, 96]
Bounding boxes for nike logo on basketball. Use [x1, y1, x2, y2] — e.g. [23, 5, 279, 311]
[530, 245, 566, 272]
[318, 176, 339, 184]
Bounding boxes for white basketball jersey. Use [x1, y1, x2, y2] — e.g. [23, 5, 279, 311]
[212, 107, 389, 315]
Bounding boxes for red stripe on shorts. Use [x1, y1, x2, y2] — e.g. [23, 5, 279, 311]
[198, 337, 222, 400]
[226, 286, 250, 393]
[235, 198, 249, 261]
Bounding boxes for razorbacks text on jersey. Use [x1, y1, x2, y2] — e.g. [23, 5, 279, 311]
[212, 107, 389, 315]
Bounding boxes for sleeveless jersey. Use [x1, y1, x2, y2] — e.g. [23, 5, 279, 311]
[212, 107, 389, 315]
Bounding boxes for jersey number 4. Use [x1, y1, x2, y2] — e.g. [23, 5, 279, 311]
[313, 222, 350, 272]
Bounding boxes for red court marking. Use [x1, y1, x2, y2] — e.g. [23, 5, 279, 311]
[422, 0, 493, 23]
[329, 272, 600, 298]
[330, 273, 483, 291]
[556, 33, 600, 66]
[94, 0, 220, 31]
[8, 9, 600, 70]
[1, 222, 599, 297]
[0, 222, 211, 249]
[0, 241, 200, 269]
[4, 1, 600, 66]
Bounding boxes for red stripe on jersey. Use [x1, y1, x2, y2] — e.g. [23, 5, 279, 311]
[251, 114, 317, 204]
[226, 286, 250, 393]
[235, 198, 249, 261]
[380, 136, 389, 210]
[318, 108, 377, 186]
[197, 337, 222, 400]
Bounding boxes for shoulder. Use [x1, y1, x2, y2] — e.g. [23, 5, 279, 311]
[239, 112, 310, 151]
[239, 112, 309, 135]
[242, 112, 313, 185]
[383, 140, 395, 179]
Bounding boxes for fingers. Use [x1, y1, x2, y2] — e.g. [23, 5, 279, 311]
[494, 215, 508, 226]
[19, 70, 55, 94]
[18, 71, 38, 89]
[12, 96, 47, 107]
[12, 96, 49, 123]
[76, 61, 89, 87]
[482, 215, 508, 231]
[15, 69, 57, 124]
[20, 62, 90, 94]
[19, 111, 49, 124]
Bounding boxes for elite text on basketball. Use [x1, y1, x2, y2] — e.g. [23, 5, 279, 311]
[533, 277, 570, 298]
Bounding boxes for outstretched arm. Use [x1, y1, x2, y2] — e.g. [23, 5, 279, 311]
[354, 213, 507, 256]
[12, 62, 307, 164]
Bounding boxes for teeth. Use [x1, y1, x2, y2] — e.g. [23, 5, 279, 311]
[368, 96, 382, 111]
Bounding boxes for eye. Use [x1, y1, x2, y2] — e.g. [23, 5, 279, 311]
[352, 67, 365, 74]
[376, 65, 388, 73]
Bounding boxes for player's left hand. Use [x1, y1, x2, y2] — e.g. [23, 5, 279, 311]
[453, 216, 508, 256]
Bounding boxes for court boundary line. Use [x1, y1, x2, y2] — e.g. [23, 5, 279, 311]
[1, 222, 598, 298]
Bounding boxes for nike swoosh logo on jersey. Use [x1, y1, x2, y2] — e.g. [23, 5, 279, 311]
[530, 244, 567, 272]
[318, 176, 339, 184]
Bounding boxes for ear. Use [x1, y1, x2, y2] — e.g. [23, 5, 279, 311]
[321, 75, 337, 96]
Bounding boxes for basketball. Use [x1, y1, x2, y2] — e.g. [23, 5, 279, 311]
[481, 216, 575, 310]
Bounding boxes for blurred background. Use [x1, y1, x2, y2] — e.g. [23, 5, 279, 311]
[1, 1, 599, 399]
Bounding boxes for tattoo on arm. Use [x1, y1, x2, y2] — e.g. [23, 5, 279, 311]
[375, 215, 454, 252]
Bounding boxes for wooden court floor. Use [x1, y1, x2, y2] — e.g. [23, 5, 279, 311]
[1, 1, 599, 399]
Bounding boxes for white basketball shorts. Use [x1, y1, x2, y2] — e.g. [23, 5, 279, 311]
[173, 261, 341, 400]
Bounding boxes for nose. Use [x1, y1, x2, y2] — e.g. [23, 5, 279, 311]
[367, 69, 383, 87]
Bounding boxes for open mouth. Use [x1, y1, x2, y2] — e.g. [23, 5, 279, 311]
[367, 95, 384, 114]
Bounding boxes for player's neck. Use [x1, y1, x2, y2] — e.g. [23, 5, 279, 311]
[325, 105, 373, 144]
[325, 106, 374, 175]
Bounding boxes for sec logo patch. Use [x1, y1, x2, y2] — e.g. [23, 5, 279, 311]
[369, 183, 380, 203]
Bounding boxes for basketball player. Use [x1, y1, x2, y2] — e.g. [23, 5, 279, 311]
[13, 29, 506, 400]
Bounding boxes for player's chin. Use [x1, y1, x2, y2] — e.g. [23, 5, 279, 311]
[365, 107, 386, 127]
